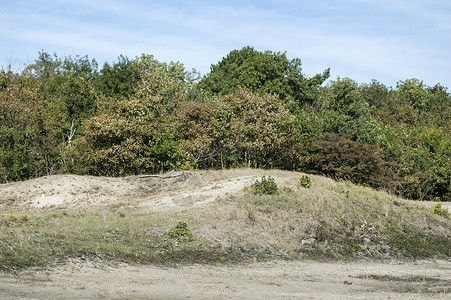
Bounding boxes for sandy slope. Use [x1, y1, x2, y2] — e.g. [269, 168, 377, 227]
[1, 169, 449, 212]
[0, 170, 265, 211]
[1, 169, 450, 299]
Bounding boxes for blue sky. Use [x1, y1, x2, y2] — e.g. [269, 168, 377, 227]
[1, 0, 450, 88]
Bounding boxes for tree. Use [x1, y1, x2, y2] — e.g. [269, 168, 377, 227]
[80, 71, 186, 176]
[175, 88, 301, 169]
[135, 54, 200, 92]
[396, 79, 429, 109]
[199, 46, 330, 105]
[96, 55, 141, 98]
[316, 77, 382, 145]
[95, 54, 201, 100]
[0, 70, 50, 181]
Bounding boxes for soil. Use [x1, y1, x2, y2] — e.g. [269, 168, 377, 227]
[1, 258, 450, 299]
[1, 169, 450, 299]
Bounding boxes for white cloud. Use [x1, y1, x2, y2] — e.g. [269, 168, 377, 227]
[1, 0, 450, 87]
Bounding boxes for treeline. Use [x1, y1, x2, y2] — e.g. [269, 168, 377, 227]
[1, 47, 450, 201]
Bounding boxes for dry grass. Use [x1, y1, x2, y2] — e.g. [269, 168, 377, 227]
[1, 171, 450, 270]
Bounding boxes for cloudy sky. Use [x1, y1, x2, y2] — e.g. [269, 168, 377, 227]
[1, 0, 450, 88]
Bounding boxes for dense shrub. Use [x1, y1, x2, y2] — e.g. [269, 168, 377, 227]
[316, 77, 382, 145]
[247, 176, 279, 195]
[168, 222, 193, 242]
[300, 133, 396, 189]
[80, 72, 185, 176]
[175, 88, 301, 170]
[299, 175, 311, 189]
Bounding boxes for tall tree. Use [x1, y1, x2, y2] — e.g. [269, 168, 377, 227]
[199, 46, 330, 105]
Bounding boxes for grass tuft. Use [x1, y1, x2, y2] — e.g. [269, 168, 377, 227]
[1, 171, 450, 270]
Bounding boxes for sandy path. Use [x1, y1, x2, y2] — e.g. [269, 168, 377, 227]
[1, 259, 450, 299]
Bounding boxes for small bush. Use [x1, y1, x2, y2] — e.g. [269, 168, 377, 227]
[248, 176, 278, 195]
[299, 175, 311, 188]
[168, 222, 193, 242]
[431, 203, 450, 218]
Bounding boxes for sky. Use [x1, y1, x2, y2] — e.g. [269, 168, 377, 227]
[1, 0, 451, 88]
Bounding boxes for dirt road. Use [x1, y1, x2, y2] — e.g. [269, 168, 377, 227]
[1, 258, 450, 299]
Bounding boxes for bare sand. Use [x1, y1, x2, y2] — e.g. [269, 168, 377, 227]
[1, 258, 450, 299]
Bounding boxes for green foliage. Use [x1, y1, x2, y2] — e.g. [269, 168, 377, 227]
[175, 88, 301, 169]
[0, 74, 55, 182]
[94, 53, 200, 100]
[25, 52, 98, 98]
[316, 77, 382, 145]
[372, 81, 451, 201]
[215, 89, 300, 169]
[431, 203, 450, 218]
[396, 78, 429, 109]
[200, 46, 329, 105]
[0, 127, 34, 181]
[0, 50, 449, 202]
[53, 76, 99, 121]
[360, 79, 391, 109]
[248, 176, 278, 195]
[145, 134, 185, 173]
[96, 55, 141, 98]
[81, 71, 185, 176]
[168, 222, 193, 242]
[299, 175, 311, 189]
[8, 257, 32, 268]
[135, 54, 200, 92]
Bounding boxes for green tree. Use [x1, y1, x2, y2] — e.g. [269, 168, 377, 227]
[96, 55, 141, 98]
[316, 78, 382, 145]
[95, 54, 200, 100]
[175, 88, 302, 169]
[371, 80, 451, 201]
[396, 79, 429, 109]
[135, 54, 200, 92]
[199, 46, 329, 105]
[0, 70, 50, 181]
[80, 71, 185, 175]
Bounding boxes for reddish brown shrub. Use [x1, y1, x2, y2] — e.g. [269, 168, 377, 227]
[301, 133, 397, 189]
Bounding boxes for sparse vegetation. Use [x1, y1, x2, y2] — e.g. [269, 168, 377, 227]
[351, 274, 451, 294]
[1, 171, 449, 270]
